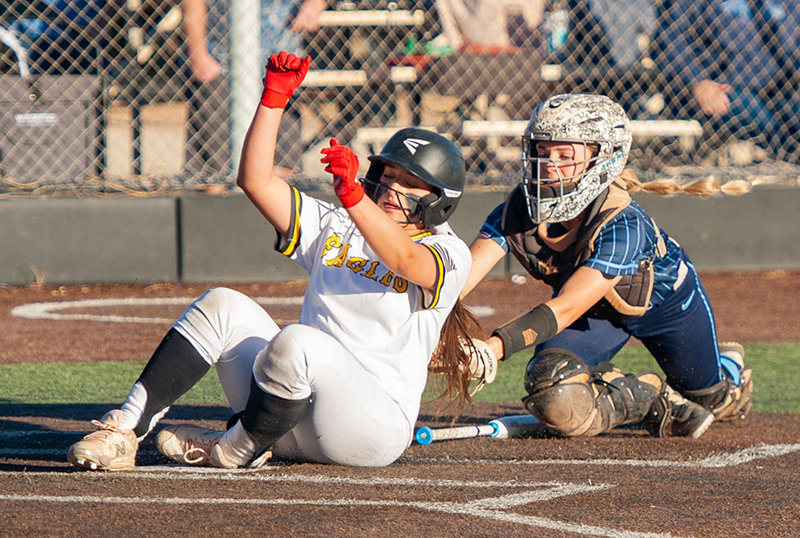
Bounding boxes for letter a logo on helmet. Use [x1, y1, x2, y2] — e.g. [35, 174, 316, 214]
[365, 127, 466, 226]
[402, 138, 430, 154]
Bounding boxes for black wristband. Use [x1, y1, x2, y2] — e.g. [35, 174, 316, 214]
[492, 303, 558, 360]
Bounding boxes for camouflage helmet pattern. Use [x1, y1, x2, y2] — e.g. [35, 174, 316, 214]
[521, 94, 632, 223]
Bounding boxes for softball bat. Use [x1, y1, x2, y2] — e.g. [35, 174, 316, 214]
[414, 414, 540, 445]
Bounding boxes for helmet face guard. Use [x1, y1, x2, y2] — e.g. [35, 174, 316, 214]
[521, 94, 632, 224]
[364, 128, 465, 227]
[362, 176, 429, 225]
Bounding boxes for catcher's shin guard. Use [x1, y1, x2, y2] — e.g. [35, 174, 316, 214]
[683, 342, 753, 421]
[522, 350, 662, 437]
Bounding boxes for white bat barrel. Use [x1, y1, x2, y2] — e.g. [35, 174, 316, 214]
[489, 414, 540, 439]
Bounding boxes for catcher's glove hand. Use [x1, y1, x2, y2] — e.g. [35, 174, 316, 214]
[461, 338, 499, 395]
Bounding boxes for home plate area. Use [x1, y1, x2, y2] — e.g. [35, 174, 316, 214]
[1, 407, 799, 538]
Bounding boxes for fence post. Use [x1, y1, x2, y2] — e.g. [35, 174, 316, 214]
[230, 0, 262, 174]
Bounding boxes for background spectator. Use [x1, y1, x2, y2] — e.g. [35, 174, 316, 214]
[552, 0, 659, 119]
[652, 0, 800, 163]
[434, 0, 545, 53]
[181, 0, 327, 179]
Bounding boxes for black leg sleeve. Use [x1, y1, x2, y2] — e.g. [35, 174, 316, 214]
[240, 377, 311, 460]
[133, 328, 210, 438]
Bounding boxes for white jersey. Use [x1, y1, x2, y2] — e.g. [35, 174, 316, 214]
[276, 189, 471, 424]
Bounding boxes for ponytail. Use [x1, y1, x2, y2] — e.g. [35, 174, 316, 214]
[428, 299, 486, 421]
[619, 169, 752, 197]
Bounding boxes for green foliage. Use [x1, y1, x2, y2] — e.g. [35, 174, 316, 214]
[1, 343, 798, 412]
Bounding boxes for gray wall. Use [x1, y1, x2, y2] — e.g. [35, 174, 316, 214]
[1, 187, 798, 286]
[633, 188, 800, 270]
[0, 197, 176, 285]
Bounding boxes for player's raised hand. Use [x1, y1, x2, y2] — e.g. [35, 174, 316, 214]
[320, 139, 363, 208]
[260, 51, 311, 109]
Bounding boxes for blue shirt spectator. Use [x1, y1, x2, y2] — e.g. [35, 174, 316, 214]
[2, 0, 107, 74]
[652, 0, 800, 162]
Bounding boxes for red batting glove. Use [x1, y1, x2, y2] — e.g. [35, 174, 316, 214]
[320, 139, 363, 208]
[260, 51, 311, 109]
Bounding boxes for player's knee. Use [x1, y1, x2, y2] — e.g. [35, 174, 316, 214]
[253, 325, 312, 399]
[523, 349, 599, 437]
[194, 287, 251, 315]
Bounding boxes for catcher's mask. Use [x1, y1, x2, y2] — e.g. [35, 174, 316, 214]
[362, 128, 465, 227]
[521, 93, 632, 224]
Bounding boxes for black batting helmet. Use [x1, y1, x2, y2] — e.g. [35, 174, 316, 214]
[364, 128, 465, 227]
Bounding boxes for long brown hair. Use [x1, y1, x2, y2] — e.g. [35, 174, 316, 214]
[427, 298, 486, 420]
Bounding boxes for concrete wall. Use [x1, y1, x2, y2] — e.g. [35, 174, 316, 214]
[0, 197, 176, 285]
[634, 188, 800, 270]
[1, 186, 798, 285]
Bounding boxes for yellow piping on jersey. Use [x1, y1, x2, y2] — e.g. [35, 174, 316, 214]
[422, 243, 445, 309]
[279, 187, 303, 257]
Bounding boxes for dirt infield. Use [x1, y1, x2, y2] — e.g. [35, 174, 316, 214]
[2, 272, 800, 537]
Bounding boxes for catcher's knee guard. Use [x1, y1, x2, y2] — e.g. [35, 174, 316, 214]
[522, 349, 664, 437]
[684, 342, 753, 421]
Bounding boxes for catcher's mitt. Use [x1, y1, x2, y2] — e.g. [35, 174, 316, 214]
[461, 338, 499, 395]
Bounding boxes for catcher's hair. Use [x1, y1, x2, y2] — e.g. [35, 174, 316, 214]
[619, 169, 752, 197]
[428, 299, 485, 421]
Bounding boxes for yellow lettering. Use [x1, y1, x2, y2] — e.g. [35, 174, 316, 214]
[362, 261, 380, 281]
[321, 233, 342, 258]
[392, 277, 408, 293]
[326, 243, 350, 267]
[379, 271, 395, 287]
[346, 257, 366, 274]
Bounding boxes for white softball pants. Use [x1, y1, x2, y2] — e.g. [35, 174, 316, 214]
[173, 287, 412, 467]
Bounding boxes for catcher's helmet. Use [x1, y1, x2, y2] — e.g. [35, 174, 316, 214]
[521, 94, 632, 223]
[364, 128, 465, 227]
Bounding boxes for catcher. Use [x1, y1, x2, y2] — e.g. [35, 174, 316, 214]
[460, 93, 753, 439]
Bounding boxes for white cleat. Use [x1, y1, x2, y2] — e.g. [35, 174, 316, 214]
[67, 411, 138, 471]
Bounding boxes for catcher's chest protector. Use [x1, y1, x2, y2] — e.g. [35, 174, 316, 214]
[503, 179, 666, 318]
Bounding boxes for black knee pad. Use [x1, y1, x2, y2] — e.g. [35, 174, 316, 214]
[524, 348, 591, 394]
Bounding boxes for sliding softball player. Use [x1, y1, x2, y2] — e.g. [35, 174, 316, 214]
[67, 51, 488, 470]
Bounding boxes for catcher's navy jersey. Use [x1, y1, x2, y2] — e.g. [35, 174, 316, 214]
[480, 199, 684, 307]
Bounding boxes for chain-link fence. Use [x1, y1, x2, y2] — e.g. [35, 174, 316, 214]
[1, 0, 799, 197]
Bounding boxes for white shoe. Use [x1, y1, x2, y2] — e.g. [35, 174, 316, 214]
[208, 443, 271, 469]
[67, 410, 138, 471]
[156, 425, 223, 465]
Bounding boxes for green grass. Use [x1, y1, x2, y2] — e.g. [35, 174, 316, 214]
[0, 360, 227, 405]
[1, 343, 799, 413]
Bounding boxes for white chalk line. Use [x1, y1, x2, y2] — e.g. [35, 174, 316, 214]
[0, 482, 690, 538]
[1, 438, 798, 469]
[408, 442, 800, 469]
[10, 297, 301, 324]
[9, 297, 496, 324]
[0, 468, 586, 490]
